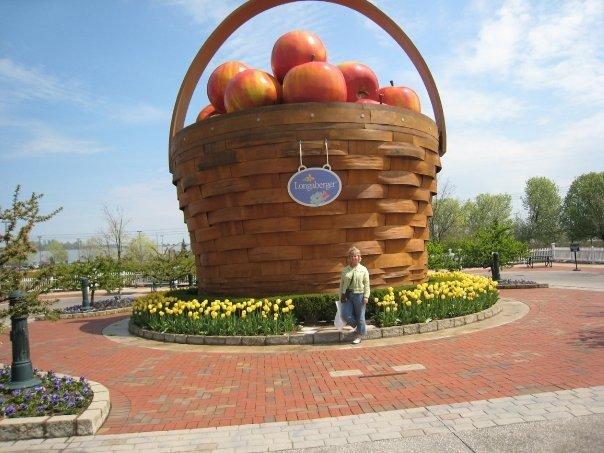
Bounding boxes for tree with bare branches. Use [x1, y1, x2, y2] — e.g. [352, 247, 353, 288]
[101, 206, 129, 264]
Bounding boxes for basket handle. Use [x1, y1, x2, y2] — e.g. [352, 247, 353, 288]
[169, 0, 447, 156]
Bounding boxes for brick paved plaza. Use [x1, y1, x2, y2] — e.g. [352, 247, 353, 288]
[0, 284, 603, 451]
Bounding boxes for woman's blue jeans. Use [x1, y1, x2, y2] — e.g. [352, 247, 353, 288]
[342, 291, 366, 335]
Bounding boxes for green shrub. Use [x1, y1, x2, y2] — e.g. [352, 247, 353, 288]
[427, 241, 462, 271]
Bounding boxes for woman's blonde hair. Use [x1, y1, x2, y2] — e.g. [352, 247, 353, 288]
[347, 246, 361, 257]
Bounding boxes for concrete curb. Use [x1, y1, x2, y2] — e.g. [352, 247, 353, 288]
[128, 300, 503, 346]
[0, 372, 110, 441]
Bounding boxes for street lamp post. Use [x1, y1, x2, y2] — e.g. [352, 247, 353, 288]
[7, 291, 42, 390]
[81, 277, 90, 309]
[491, 252, 501, 281]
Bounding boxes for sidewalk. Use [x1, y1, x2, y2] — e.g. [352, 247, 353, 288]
[1, 386, 602, 452]
[0, 287, 602, 451]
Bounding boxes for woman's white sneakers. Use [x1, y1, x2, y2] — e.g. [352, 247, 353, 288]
[352, 337, 362, 345]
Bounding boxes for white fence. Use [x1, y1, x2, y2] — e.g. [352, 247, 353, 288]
[531, 245, 604, 263]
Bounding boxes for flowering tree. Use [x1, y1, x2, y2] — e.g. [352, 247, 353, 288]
[0, 185, 62, 319]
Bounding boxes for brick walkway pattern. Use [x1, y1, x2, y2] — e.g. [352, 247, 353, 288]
[0, 288, 602, 435]
[2, 386, 602, 452]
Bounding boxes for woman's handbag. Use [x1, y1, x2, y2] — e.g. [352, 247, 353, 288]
[334, 299, 345, 331]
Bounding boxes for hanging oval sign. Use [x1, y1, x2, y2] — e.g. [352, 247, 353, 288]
[287, 167, 342, 207]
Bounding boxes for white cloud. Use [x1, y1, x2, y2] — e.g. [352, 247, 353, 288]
[0, 57, 94, 107]
[160, 0, 245, 26]
[6, 126, 110, 157]
[106, 180, 187, 237]
[440, 84, 526, 124]
[108, 102, 170, 124]
[442, 110, 604, 200]
[0, 57, 168, 123]
[455, 0, 604, 105]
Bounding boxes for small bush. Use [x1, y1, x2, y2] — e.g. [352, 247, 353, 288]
[0, 367, 93, 418]
[427, 241, 462, 271]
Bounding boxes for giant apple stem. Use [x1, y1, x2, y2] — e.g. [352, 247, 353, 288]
[390, 80, 394, 86]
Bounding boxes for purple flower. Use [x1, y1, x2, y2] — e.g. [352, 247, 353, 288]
[5, 405, 15, 416]
[79, 376, 86, 382]
[11, 389, 21, 397]
[50, 394, 59, 404]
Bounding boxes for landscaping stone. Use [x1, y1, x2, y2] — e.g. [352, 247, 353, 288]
[419, 321, 437, 333]
[266, 335, 289, 345]
[151, 331, 165, 342]
[173, 334, 188, 344]
[204, 336, 227, 345]
[464, 313, 478, 324]
[141, 329, 153, 339]
[76, 408, 102, 435]
[363, 328, 382, 340]
[241, 336, 266, 346]
[225, 336, 243, 346]
[87, 400, 110, 419]
[187, 335, 205, 345]
[288, 333, 313, 345]
[453, 316, 466, 327]
[0, 416, 47, 441]
[403, 323, 420, 335]
[476, 311, 485, 321]
[163, 333, 176, 342]
[436, 319, 452, 330]
[313, 330, 341, 344]
[45, 415, 77, 438]
[382, 326, 405, 337]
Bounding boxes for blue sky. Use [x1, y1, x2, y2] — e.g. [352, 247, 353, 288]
[1, 0, 602, 247]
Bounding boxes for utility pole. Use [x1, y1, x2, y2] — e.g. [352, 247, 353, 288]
[37, 236, 42, 267]
[137, 230, 142, 264]
[160, 234, 164, 254]
[76, 238, 81, 261]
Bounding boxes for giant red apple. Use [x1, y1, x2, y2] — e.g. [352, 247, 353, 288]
[224, 69, 282, 113]
[337, 61, 379, 102]
[196, 104, 219, 122]
[355, 98, 380, 104]
[271, 30, 327, 83]
[379, 81, 421, 112]
[283, 62, 347, 103]
[207, 61, 249, 112]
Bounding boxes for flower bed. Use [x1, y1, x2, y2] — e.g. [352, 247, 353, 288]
[132, 292, 297, 336]
[131, 272, 498, 338]
[373, 271, 499, 327]
[497, 278, 548, 289]
[0, 367, 92, 419]
[61, 295, 134, 314]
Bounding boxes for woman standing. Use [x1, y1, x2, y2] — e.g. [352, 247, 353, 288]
[340, 246, 370, 344]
